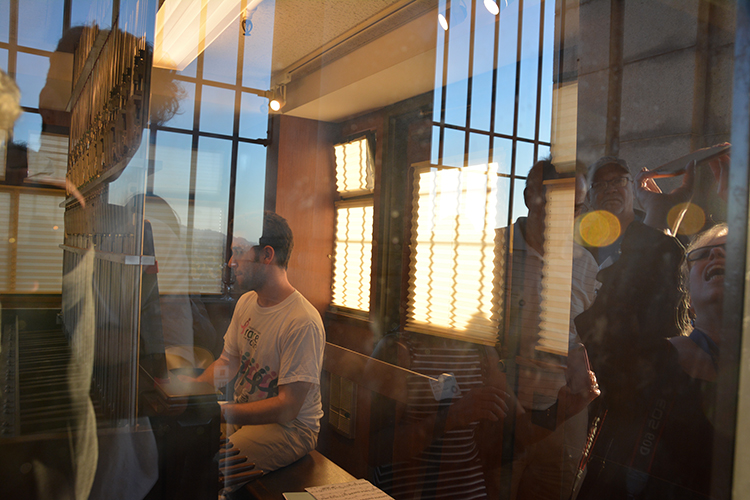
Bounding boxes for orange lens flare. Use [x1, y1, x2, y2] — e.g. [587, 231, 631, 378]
[578, 210, 621, 247]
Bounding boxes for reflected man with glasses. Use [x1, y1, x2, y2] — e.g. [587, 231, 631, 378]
[585, 157, 642, 266]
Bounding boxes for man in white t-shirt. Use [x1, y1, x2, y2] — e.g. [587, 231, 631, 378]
[193, 212, 325, 472]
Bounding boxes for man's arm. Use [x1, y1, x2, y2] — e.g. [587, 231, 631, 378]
[192, 349, 240, 388]
[221, 381, 313, 426]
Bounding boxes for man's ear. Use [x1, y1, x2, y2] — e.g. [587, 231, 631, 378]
[260, 245, 275, 264]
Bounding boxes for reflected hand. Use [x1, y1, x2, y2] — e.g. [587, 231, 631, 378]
[709, 153, 730, 201]
[636, 160, 696, 233]
[559, 367, 600, 420]
[445, 386, 511, 430]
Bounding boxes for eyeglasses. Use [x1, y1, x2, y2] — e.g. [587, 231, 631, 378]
[591, 177, 631, 191]
[686, 243, 726, 263]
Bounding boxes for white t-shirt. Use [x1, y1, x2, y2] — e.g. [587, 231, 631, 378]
[223, 290, 325, 432]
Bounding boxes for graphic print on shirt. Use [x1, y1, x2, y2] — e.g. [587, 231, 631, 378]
[236, 353, 279, 401]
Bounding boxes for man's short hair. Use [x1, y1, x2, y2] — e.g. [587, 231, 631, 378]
[259, 211, 294, 269]
[587, 156, 630, 187]
[525, 158, 562, 190]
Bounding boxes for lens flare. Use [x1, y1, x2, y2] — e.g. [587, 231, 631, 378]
[578, 210, 621, 247]
[670, 202, 706, 236]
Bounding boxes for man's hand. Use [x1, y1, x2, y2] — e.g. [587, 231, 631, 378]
[559, 351, 600, 421]
[221, 381, 312, 426]
[444, 386, 512, 431]
[709, 153, 730, 202]
[636, 160, 696, 234]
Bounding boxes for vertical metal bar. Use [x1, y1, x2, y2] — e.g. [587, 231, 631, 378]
[717, 2, 750, 497]
[509, 0, 525, 227]
[438, 0, 452, 163]
[605, 0, 624, 157]
[463, 0, 477, 165]
[488, 0, 501, 165]
[63, 0, 71, 33]
[532, 0, 546, 161]
[225, 1, 246, 268]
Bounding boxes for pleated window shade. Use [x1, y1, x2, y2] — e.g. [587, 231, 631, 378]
[538, 178, 576, 356]
[1, 189, 65, 293]
[331, 137, 374, 313]
[406, 163, 501, 345]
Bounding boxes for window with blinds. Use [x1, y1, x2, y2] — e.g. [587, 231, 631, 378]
[1, 188, 65, 293]
[406, 162, 501, 345]
[331, 136, 374, 313]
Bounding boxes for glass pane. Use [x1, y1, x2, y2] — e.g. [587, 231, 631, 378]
[493, 136, 513, 175]
[443, 0, 471, 127]
[0, 0, 9, 43]
[192, 137, 231, 292]
[203, 17, 239, 85]
[233, 142, 266, 244]
[241, 0, 275, 89]
[442, 127, 465, 167]
[495, 174, 512, 228]
[159, 79, 195, 131]
[469, 3, 497, 132]
[494, 0, 520, 136]
[152, 131, 193, 227]
[16, 52, 50, 108]
[538, 0, 555, 143]
[432, 0, 448, 123]
[516, 0, 541, 140]
[199, 85, 235, 136]
[510, 175, 527, 223]
[0, 47, 7, 71]
[71, 0, 113, 29]
[18, 0, 64, 51]
[468, 132, 490, 167]
[239, 92, 269, 140]
[13, 111, 42, 151]
[515, 140, 535, 177]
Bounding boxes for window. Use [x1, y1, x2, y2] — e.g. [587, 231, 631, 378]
[331, 135, 375, 314]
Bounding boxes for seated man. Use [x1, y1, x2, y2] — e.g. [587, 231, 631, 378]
[192, 211, 325, 473]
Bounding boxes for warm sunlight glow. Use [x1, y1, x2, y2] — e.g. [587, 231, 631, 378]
[407, 163, 499, 343]
[671, 202, 706, 236]
[578, 210, 621, 247]
[154, 0, 264, 71]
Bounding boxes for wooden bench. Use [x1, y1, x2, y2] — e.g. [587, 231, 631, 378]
[239, 450, 356, 500]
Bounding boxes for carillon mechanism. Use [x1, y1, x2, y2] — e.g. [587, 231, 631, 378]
[67, 26, 149, 189]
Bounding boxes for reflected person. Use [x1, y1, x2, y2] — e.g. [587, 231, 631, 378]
[499, 159, 600, 500]
[189, 211, 326, 473]
[576, 161, 728, 499]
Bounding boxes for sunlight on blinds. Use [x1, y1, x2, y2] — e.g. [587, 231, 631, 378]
[406, 162, 500, 344]
[0, 192, 10, 291]
[537, 178, 575, 356]
[332, 203, 373, 311]
[331, 136, 374, 313]
[550, 82, 578, 169]
[15, 192, 65, 292]
[335, 137, 373, 194]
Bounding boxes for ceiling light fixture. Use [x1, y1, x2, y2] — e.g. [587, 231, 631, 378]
[154, 0, 264, 71]
[268, 85, 286, 112]
[483, 0, 500, 15]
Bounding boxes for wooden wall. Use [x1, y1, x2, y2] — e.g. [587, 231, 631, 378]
[273, 115, 337, 315]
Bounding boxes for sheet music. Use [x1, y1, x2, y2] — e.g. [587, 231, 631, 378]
[305, 479, 393, 500]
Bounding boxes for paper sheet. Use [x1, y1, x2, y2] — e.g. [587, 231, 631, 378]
[305, 479, 393, 500]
